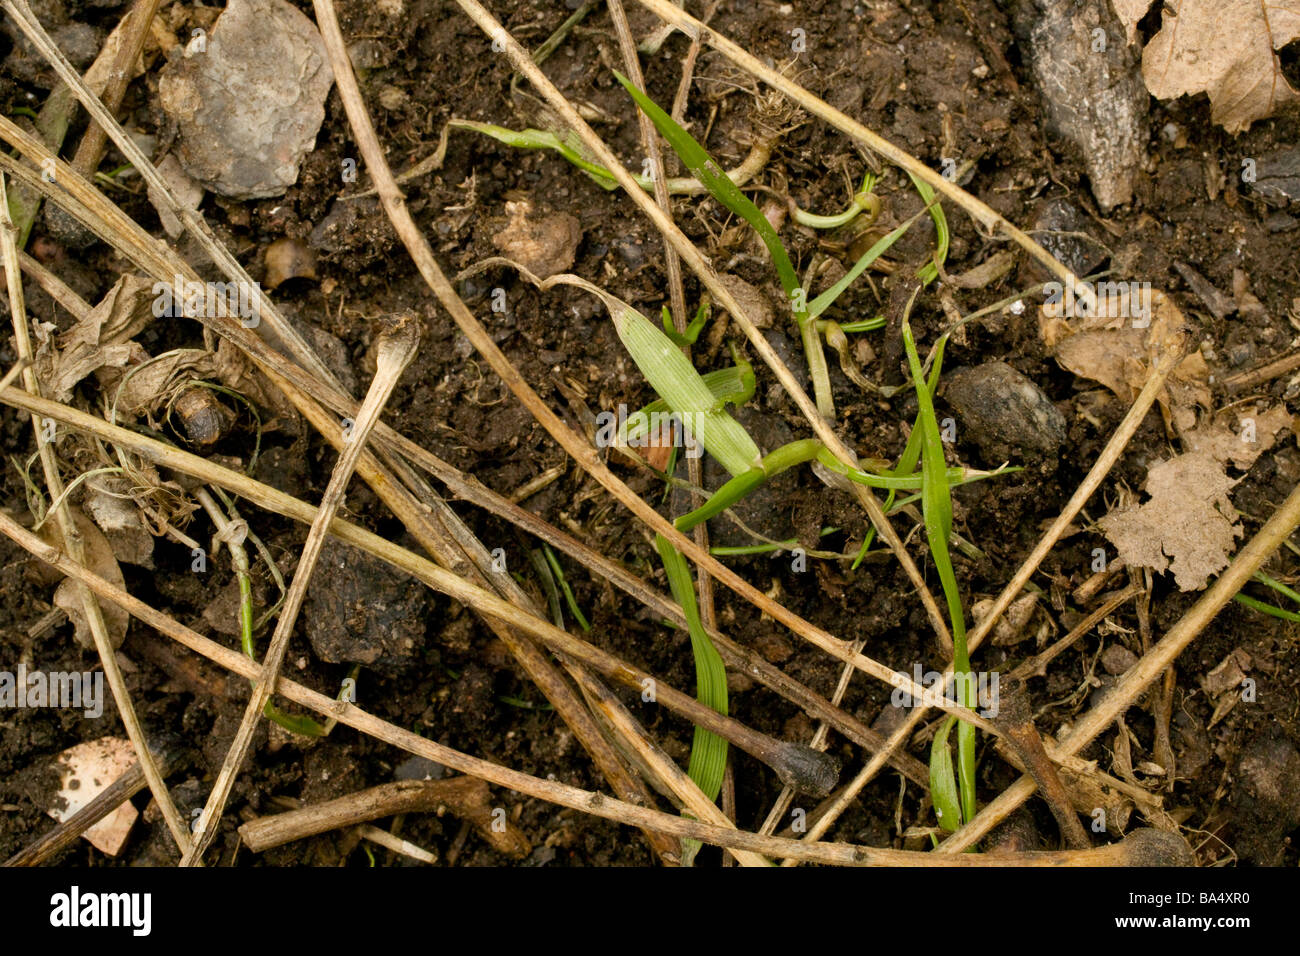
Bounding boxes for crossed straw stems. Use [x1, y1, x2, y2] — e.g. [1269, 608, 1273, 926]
[0, 0, 1286, 863]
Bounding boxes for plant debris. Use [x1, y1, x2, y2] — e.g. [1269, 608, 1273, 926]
[1040, 286, 1208, 432]
[1113, 0, 1300, 133]
[1097, 451, 1241, 591]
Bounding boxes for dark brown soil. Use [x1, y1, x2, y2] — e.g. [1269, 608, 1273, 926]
[1, 0, 1298, 867]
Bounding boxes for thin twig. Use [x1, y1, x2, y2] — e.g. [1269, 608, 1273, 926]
[4, 745, 183, 866]
[238, 778, 528, 858]
[68, 0, 163, 180]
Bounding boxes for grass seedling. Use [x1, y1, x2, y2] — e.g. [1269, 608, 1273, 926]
[450, 119, 879, 229]
[501, 268, 1007, 807]
[456, 75, 928, 419]
[543, 543, 591, 632]
[196, 487, 327, 738]
[528, 547, 566, 629]
[900, 300, 976, 834]
[615, 71, 886, 420]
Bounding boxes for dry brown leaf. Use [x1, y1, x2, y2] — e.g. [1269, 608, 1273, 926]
[1097, 451, 1241, 591]
[40, 507, 130, 650]
[113, 348, 220, 419]
[31, 275, 158, 402]
[63, 274, 158, 349]
[84, 476, 155, 568]
[1040, 287, 1207, 432]
[1202, 648, 1252, 728]
[1113, 0, 1300, 133]
[1181, 404, 1295, 470]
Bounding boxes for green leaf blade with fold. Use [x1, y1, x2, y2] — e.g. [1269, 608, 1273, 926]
[622, 365, 753, 441]
[611, 302, 762, 477]
[930, 715, 962, 833]
[904, 317, 977, 827]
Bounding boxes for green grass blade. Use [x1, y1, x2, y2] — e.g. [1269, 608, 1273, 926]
[655, 534, 728, 801]
[1253, 570, 1300, 606]
[1233, 570, 1300, 622]
[908, 171, 949, 285]
[930, 715, 962, 832]
[622, 365, 753, 441]
[450, 120, 620, 190]
[613, 72, 799, 297]
[903, 313, 976, 825]
[1233, 592, 1300, 622]
[543, 544, 591, 632]
[614, 72, 838, 417]
[808, 205, 929, 320]
[528, 548, 566, 628]
[611, 300, 762, 476]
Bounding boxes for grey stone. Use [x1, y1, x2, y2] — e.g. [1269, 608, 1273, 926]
[1028, 198, 1106, 280]
[158, 0, 333, 199]
[943, 362, 1066, 461]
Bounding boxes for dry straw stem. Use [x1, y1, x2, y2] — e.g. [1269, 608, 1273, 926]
[0, 508, 1192, 866]
[760, 638, 864, 837]
[0, 111, 934, 737]
[357, 826, 439, 865]
[68, 0, 163, 180]
[309, 0, 963, 696]
[182, 317, 421, 865]
[0, 385, 894, 801]
[238, 777, 528, 857]
[938, 474, 1300, 853]
[0, 14, 679, 857]
[427, 0, 955, 652]
[782, 343, 1188, 858]
[19, 251, 89, 319]
[0, 173, 193, 857]
[633, 0, 1097, 313]
[965, 337, 1192, 652]
[1006, 583, 1145, 681]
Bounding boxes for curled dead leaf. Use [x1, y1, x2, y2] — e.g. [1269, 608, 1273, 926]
[30, 275, 159, 403]
[40, 507, 130, 650]
[1112, 0, 1300, 134]
[1039, 286, 1207, 432]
